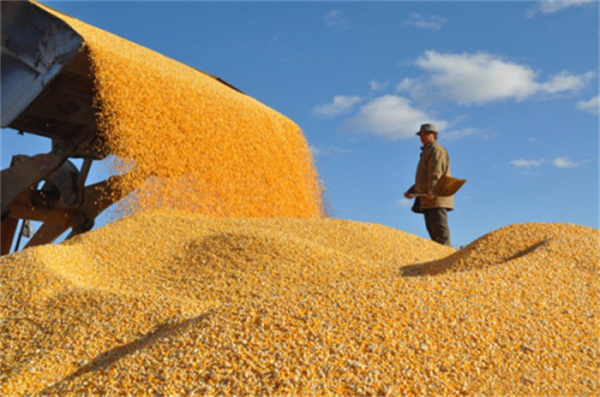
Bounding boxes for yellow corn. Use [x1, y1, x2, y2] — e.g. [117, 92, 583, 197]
[1, 4, 598, 397]
[1, 213, 598, 396]
[38, 1, 324, 219]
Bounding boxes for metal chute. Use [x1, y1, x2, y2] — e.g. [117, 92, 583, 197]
[1, 1, 115, 255]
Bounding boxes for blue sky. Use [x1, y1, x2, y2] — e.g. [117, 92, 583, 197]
[2, 0, 599, 248]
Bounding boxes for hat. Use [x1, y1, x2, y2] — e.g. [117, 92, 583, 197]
[416, 123, 438, 135]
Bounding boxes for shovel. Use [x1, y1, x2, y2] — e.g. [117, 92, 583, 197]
[412, 175, 467, 197]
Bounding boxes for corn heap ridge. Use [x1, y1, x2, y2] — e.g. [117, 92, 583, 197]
[1, 211, 599, 396]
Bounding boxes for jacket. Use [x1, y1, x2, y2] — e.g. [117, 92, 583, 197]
[409, 140, 454, 210]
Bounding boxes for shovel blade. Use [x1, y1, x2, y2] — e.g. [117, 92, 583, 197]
[433, 175, 467, 197]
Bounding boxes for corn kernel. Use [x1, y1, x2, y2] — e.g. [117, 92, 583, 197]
[2, 3, 598, 397]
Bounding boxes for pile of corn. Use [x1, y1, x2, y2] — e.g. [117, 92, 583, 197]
[38, 1, 324, 218]
[1, 211, 598, 396]
[5, 4, 596, 396]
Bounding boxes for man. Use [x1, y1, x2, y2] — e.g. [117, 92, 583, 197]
[404, 123, 453, 246]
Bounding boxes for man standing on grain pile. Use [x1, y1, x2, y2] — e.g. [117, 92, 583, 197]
[404, 123, 454, 247]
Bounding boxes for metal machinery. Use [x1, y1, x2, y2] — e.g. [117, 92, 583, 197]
[2, 1, 132, 255]
[1, 2, 245, 256]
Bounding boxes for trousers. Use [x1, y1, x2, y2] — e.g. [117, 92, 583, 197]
[423, 208, 451, 247]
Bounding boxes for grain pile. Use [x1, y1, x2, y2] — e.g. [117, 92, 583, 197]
[1, 211, 598, 396]
[38, 1, 323, 218]
[4, 4, 598, 396]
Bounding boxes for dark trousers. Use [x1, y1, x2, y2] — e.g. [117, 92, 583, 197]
[423, 208, 451, 247]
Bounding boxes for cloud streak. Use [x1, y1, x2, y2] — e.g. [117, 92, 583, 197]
[577, 95, 600, 115]
[510, 157, 589, 169]
[443, 127, 482, 141]
[325, 10, 349, 29]
[344, 95, 447, 140]
[527, 0, 596, 17]
[369, 80, 389, 92]
[406, 51, 593, 105]
[404, 13, 447, 31]
[553, 156, 589, 169]
[313, 96, 363, 117]
[510, 158, 545, 168]
[397, 198, 412, 208]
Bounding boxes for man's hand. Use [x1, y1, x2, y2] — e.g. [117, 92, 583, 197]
[404, 192, 413, 199]
[426, 191, 435, 200]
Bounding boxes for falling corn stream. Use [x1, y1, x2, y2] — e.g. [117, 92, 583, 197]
[1, 3, 599, 397]
[44, 2, 324, 219]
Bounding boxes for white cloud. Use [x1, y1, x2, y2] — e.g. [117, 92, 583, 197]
[397, 198, 413, 208]
[553, 156, 588, 169]
[527, 0, 596, 17]
[313, 95, 363, 117]
[309, 145, 350, 158]
[395, 77, 418, 92]
[510, 157, 589, 169]
[443, 128, 482, 141]
[369, 80, 389, 92]
[405, 13, 447, 31]
[345, 95, 447, 140]
[415, 51, 538, 104]
[540, 71, 594, 94]
[510, 158, 545, 168]
[411, 51, 593, 105]
[577, 95, 600, 115]
[325, 10, 348, 29]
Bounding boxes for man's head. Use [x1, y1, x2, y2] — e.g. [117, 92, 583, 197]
[416, 123, 438, 144]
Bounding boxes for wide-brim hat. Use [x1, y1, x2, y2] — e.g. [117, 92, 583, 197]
[416, 123, 438, 135]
